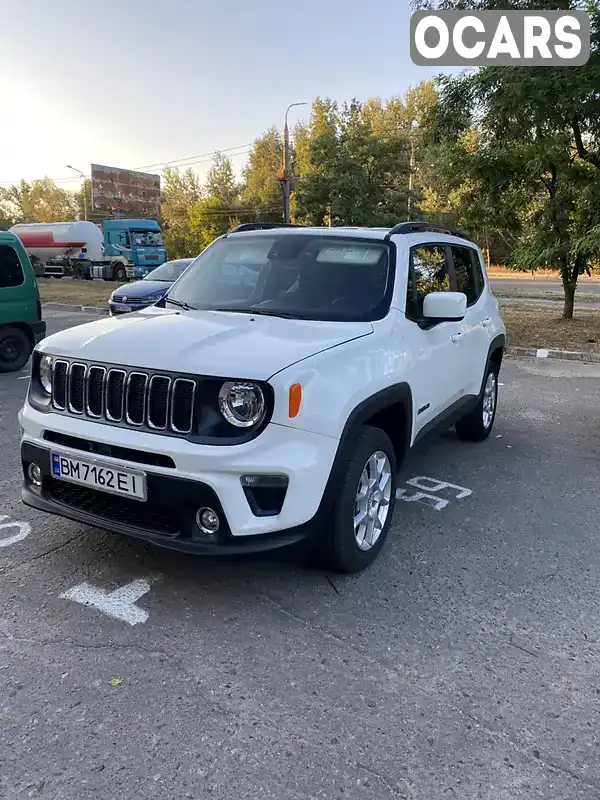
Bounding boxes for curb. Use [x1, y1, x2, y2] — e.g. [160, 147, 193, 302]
[506, 346, 600, 363]
[43, 302, 109, 316]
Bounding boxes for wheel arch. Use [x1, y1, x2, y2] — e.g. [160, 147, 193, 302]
[328, 383, 413, 488]
[484, 334, 505, 389]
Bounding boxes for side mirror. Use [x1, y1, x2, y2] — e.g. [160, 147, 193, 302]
[422, 291, 467, 322]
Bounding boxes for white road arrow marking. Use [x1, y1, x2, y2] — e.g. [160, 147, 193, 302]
[60, 578, 152, 625]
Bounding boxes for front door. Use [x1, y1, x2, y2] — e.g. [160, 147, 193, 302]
[405, 243, 468, 439]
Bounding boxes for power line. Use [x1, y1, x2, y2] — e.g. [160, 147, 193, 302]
[134, 143, 253, 171]
[0, 142, 253, 186]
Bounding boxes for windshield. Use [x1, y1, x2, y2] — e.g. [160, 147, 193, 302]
[164, 234, 393, 322]
[143, 259, 191, 282]
[131, 230, 164, 247]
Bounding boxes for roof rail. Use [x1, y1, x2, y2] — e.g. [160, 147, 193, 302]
[230, 222, 300, 233]
[385, 221, 469, 240]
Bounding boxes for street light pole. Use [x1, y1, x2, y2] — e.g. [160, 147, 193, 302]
[67, 165, 87, 220]
[281, 102, 307, 224]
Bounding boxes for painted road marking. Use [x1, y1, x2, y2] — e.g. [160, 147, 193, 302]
[396, 476, 473, 512]
[0, 515, 31, 548]
[60, 578, 152, 625]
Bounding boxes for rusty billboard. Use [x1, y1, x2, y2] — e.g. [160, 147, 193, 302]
[90, 164, 161, 217]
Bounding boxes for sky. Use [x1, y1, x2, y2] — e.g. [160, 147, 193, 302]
[0, 0, 453, 190]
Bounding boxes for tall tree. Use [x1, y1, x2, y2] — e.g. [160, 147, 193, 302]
[242, 127, 285, 221]
[160, 166, 204, 258]
[205, 151, 240, 206]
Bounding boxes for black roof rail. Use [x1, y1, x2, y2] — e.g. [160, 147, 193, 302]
[385, 221, 469, 240]
[229, 222, 301, 233]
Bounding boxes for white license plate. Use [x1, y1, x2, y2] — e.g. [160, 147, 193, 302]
[114, 304, 132, 312]
[51, 452, 146, 501]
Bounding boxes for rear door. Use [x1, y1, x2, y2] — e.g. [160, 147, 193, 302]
[0, 241, 35, 326]
[448, 245, 491, 396]
[405, 243, 467, 436]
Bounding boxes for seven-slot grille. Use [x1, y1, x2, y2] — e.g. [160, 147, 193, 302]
[51, 360, 196, 435]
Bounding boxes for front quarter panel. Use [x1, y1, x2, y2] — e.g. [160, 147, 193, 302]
[269, 313, 411, 440]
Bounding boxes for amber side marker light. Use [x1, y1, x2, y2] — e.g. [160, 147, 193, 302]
[289, 383, 302, 418]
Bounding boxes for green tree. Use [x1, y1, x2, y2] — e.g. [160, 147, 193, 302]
[0, 178, 78, 224]
[189, 196, 235, 250]
[205, 151, 240, 206]
[242, 127, 285, 221]
[294, 97, 412, 227]
[160, 166, 204, 258]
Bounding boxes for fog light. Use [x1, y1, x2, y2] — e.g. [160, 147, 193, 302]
[196, 507, 219, 534]
[28, 463, 42, 486]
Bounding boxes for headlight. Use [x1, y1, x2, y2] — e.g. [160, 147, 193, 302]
[218, 381, 265, 428]
[39, 354, 53, 394]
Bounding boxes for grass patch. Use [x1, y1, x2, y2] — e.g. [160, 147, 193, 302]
[500, 303, 600, 353]
[38, 278, 123, 307]
[488, 266, 600, 282]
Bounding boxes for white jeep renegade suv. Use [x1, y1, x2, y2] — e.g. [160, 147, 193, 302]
[20, 221, 505, 573]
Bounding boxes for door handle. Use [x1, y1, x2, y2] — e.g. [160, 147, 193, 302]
[451, 332, 463, 344]
[481, 317, 492, 328]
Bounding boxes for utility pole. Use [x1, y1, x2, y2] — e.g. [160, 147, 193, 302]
[280, 102, 307, 223]
[406, 120, 419, 222]
[67, 165, 87, 220]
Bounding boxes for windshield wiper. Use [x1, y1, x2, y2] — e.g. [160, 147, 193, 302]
[164, 298, 197, 311]
[211, 307, 303, 319]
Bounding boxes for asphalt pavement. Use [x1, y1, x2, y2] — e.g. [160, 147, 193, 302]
[490, 278, 600, 294]
[1, 308, 600, 800]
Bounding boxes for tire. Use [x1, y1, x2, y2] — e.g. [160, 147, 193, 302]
[0, 326, 32, 373]
[316, 426, 397, 574]
[455, 360, 499, 442]
[114, 265, 126, 282]
[73, 265, 84, 280]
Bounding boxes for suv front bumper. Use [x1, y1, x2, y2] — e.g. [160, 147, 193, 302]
[19, 402, 340, 554]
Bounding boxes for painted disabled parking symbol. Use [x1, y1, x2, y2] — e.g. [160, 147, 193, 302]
[396, 476, 472, 511]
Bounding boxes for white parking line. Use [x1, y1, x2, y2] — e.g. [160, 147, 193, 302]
[0, 515, 31, 547]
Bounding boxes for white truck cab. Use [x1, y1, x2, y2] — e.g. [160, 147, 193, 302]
[19, 221, 506, 573]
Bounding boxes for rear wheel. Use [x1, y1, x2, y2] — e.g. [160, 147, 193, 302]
[0, 326, 32, 372]
[73, 265, 84, 280]
[317, 426, 397, 574]
[455, 361, 499, 442]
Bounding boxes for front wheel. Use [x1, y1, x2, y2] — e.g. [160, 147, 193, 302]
[317, 426, 397, 574]
[455, 361, 499, 442]
[114, 265, 126, 282]
[0, 326, 32, 372]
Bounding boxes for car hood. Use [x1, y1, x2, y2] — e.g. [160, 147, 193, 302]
[112, 280, 170, 299]
[38, 306, 374, 380]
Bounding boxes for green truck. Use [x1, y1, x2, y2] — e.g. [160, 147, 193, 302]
[0, 231, 46, 372]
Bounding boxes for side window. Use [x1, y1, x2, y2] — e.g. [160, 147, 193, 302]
[451, 246, 481, 305]
[472, 250, 486, 294]
[0, 245, 25, 288]
[407, 244, 451, 318]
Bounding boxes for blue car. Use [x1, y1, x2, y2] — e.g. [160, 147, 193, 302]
[108, 258, 194, 316]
